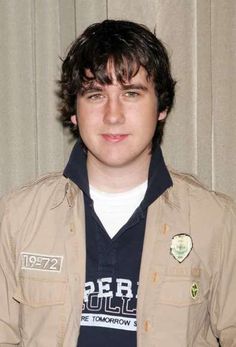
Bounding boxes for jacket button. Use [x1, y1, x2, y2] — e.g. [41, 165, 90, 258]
[162, 223, 170, 235]
[152, 272, 159, 283]
[144, 320, 150, 332]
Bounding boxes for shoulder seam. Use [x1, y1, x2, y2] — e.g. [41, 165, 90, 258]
[18, 172, 63, 189]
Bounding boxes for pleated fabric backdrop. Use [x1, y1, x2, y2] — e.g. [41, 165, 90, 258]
[0, 0, 235, 199]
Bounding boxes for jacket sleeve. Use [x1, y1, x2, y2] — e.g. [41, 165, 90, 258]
[0, 195, 21, 345]
[209, 199, 236, 346]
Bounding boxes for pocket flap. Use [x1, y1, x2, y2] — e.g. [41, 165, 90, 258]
[13, 277, 66, 307]
[157, 279, 205, 307]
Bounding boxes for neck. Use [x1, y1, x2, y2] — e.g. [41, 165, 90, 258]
[87, 156, 151, 193]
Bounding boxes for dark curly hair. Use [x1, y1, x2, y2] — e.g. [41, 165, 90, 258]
[58, 19, 176, 147]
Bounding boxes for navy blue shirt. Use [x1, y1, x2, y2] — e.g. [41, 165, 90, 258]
[64, 141, 172, 347]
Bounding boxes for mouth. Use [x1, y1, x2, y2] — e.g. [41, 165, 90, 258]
[101, 134, 129, 143]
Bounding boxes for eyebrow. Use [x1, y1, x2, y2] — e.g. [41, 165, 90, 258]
[121, 83, 148, 91]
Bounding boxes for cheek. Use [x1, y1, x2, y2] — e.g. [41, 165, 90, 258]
[142, 117, 158, 140]
[77, 116, 98, 143]
[141, 111, 158, 129]
[77, 116, 88, 135]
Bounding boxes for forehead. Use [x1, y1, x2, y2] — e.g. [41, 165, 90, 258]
[83, 65, 152, 88]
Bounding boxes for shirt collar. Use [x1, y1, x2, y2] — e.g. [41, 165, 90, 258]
[63, 140, 172, 206]
[141, 145, 173, 209]
[63, 141, 90, 196]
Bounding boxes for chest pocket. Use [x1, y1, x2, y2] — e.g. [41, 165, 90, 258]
[13, 277, 67, 345]
[13, 276, 66, 307]
[157, 277, 206, 307]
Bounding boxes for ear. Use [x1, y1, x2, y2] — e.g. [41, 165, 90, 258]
[71, 115, 78, 125]
[158, 110, 167, 121]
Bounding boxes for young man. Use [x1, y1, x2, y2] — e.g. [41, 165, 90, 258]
[0, 20, 235, 346]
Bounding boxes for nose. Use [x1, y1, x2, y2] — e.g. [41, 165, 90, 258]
[103, 96, 125, 125]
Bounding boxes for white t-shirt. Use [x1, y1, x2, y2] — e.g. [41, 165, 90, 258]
[90, 181, 148, 238]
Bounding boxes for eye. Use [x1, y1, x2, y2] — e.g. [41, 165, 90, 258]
[124, 91, 140, 98]
[87, 93, 104, 100]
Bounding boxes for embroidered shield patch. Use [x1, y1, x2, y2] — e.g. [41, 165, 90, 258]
[170, 234, 193, 263]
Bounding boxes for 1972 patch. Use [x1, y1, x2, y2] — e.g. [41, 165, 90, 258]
[21, 252, 63, 272]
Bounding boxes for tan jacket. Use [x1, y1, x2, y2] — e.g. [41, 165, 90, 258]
[0, 171, 236, 346]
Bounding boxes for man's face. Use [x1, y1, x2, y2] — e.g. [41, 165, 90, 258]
[71, 66, 166, 172]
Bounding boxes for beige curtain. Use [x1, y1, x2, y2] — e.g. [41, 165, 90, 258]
[0, 0, 235, 199]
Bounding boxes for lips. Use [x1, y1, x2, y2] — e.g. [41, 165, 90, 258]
[101, 134, 129, 143]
